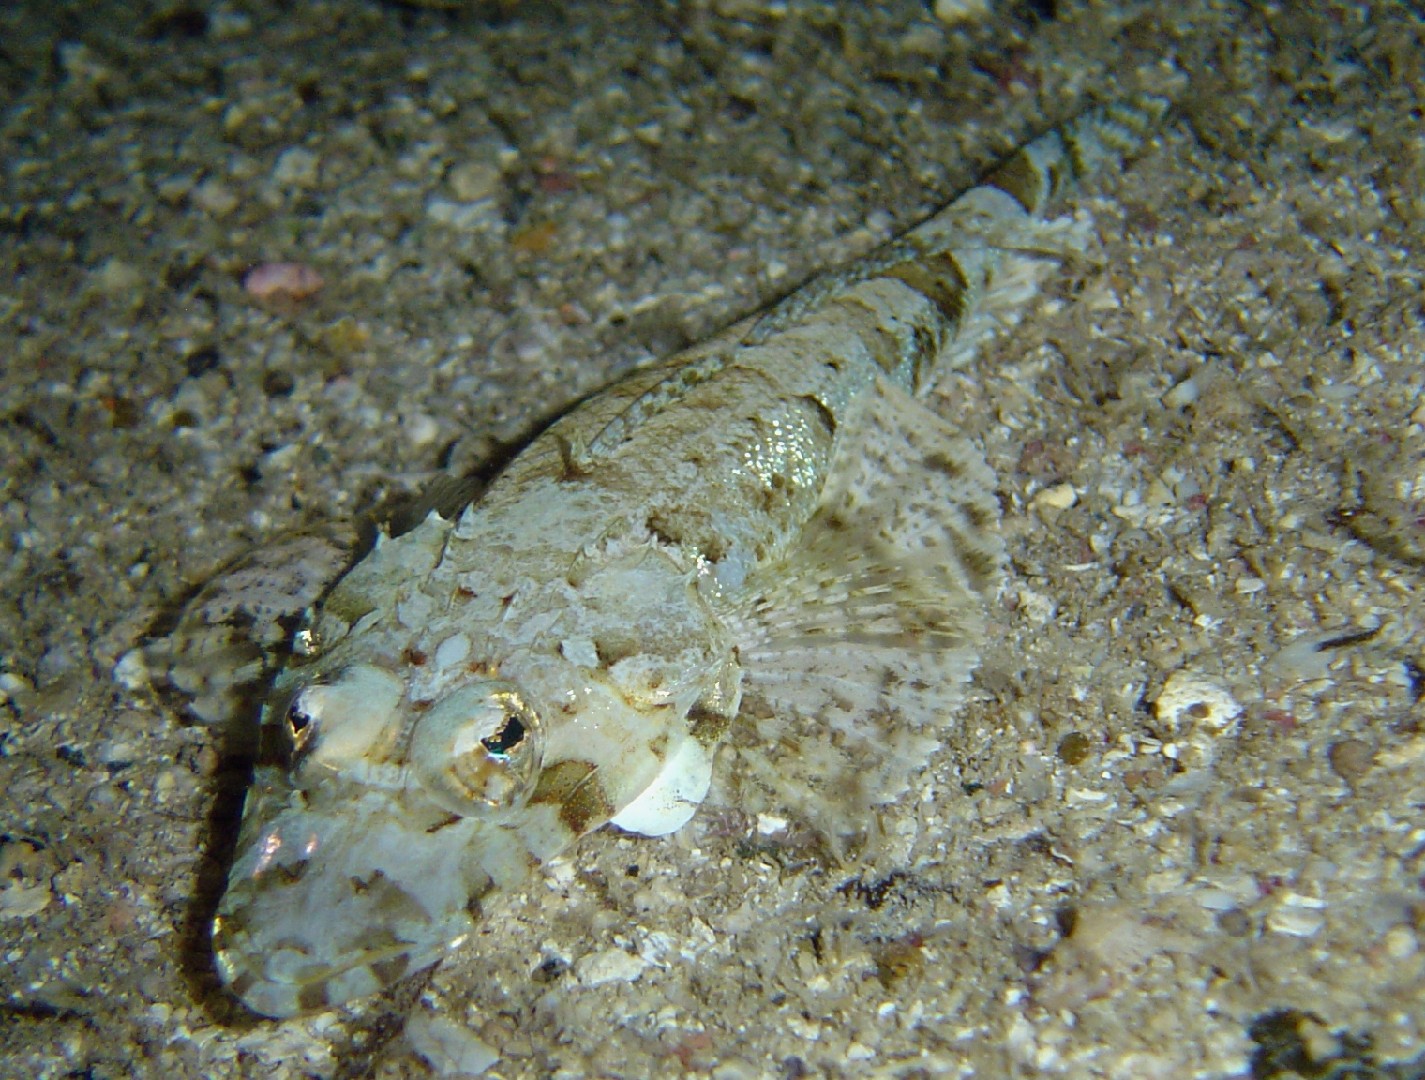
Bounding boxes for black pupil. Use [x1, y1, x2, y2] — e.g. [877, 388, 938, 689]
[481, 715, 525, 758]
[287, 702, 310, 733]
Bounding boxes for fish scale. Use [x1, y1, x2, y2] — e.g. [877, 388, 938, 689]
[198, 93, 1173, 1018]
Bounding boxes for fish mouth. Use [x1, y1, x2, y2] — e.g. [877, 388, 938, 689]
[215, 797, 522, 1018]
[214, 917, 451, 1018]
[212, 786, 502, 1017]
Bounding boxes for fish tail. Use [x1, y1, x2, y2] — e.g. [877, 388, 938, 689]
[892, 91, 1174, 383]
[747, 93, 1175, 389]
[576, 94, 1176, 462]
[978, 93, 1174, 219]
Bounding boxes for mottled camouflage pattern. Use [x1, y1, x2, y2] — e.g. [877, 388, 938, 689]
[212, 96, 1169, 1017]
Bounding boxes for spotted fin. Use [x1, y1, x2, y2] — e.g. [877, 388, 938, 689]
[729, 377, 1002, 845]
[149, 530, 356, 726]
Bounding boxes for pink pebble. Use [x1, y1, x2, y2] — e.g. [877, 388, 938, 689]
[243, 261, 324, 301]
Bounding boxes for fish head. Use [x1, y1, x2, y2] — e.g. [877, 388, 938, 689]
[214, 663, 548, 1017]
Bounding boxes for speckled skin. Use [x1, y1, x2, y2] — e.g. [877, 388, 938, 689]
[213, 97, 1168, 1018]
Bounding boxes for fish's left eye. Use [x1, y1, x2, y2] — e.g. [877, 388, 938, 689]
[409, 680, 545, 818]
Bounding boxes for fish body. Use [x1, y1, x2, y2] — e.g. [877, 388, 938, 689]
[212, 96, 1169, 1017]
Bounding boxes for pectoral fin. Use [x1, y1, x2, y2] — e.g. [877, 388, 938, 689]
[730, 377, 1002, 848]
[148, 530, 356, 726]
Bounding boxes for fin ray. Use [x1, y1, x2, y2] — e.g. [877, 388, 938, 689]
[727, 379, 1001, 844]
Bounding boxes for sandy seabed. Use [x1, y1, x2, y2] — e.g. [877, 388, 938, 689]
[2, 1, 1424, 1076]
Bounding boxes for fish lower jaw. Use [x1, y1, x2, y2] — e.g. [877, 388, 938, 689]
[214, 932, 445, 1019]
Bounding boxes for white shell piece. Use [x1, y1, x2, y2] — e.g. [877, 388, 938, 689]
[1265, 894, 1327, 938]
[560, 636, 600, 668]
[575, 946, 650, 987]
[1154, 670, 1242, 735]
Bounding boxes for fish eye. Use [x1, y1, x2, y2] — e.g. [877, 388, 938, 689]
[264, 665, 406, 773]
[285, 692, 318, 752]
[409, 680, 544, 818]
[258, 682, 322, 766]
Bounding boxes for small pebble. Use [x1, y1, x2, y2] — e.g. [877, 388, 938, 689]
[90, 257, 145, 295]
[243, 261, 324, 301]
[1327, 738, 1374, 783]
[37, 645, 79, 681]
[1032, 482, 1078, 511]
[1216, 908, 1251, 937]
[575, 947, 648, 986]
[403, 412, 441, 447]
[1057, 731, 1092, 765]
[405, 1011, 499, 1077]
[191, 178, 239, 216]
[448, 159, 503, 203]
[1383, 924, 1418, 960]
[934, 0, 991, 25]
[272, 146, 320, 188]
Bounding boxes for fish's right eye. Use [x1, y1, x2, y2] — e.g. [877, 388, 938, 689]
[257, 682, 321, 768]
[285, 691, 318, 753]
[264, 665, 408, 774]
